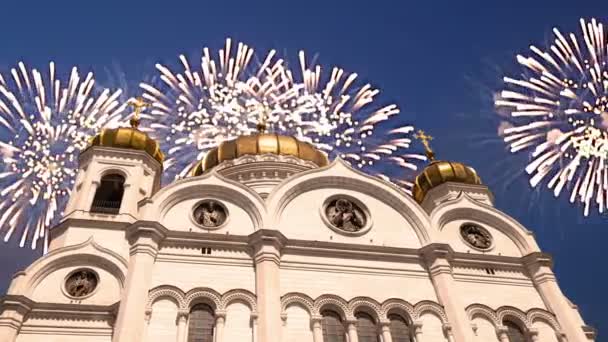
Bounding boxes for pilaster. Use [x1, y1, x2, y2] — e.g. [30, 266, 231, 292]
[419, 243, 475, 342]
[523, 252, 589, 342]
[112, 221, 168, 342]
[248, 230, 287, 342]
[0, 296, 32, 342]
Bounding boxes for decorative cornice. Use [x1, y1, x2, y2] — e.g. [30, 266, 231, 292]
[522, 252, 554, 269]
[125, 221, 169, 245]
[419, 243, 454, 263]
[0, 295, 118, 323]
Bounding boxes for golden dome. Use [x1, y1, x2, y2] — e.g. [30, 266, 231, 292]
[89, 126, 164, 164]
[88, 97, 164, 165]
[412, 160, 482, 203]
[191, 133, 329, 176]
[411, 129, 482, 203]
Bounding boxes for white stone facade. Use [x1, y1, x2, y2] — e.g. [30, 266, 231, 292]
[0, 146, 596, 342]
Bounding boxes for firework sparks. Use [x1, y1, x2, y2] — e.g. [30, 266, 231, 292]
[496, 18, 608, 216]
[0, 62, 127, 251]
[141, 39, 424, 186]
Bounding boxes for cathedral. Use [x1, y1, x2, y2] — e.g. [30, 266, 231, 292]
[0, 106, 596, 342]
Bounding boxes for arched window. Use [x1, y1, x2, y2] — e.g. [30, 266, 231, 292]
[388, 314, 411, 342]
[187, 304, 215, 342]
[90, 174, 125, 214]
[504, 321, 526, 342]
[321, 310, 345, 342]
[356, 312, 379, 342]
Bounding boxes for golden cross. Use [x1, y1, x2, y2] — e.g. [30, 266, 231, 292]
[414, 129, 436, 161]
[256, 106, 269, 134]
[127, 97, 150, 128]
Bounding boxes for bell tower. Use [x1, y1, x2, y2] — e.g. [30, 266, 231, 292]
[52, 98, 164, 251]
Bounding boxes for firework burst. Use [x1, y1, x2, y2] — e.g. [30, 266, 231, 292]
[0, 62, 127, 251]
[496, 18, 608, 216]
[141, 39, 424, 186]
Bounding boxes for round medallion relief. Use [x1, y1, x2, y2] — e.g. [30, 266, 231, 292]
[64, 269, 98, 298]
[322, 196, 370, 235]
[460, 223, 493, 250]
[192, 200, 228, 229]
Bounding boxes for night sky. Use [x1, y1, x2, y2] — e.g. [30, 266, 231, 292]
[0, 0, 605, 336]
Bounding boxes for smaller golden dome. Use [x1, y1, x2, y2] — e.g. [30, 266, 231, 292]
[89, 127, 164, 164]
[412, 160, 482, 203]
[191, 133, 329, 176]
[411, 129, 481, 203]
[88, 97, 164, 165]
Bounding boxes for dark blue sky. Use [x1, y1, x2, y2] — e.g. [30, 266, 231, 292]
[0, 0, 605, 335]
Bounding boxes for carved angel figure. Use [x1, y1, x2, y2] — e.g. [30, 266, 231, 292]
[66, 270, 97, 297]
[326, 198, 366, 232]
[461, 224, 492, 249]
[194, 201, 227, 228]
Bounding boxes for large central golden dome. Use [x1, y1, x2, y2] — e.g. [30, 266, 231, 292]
[191, 133, 329, 176]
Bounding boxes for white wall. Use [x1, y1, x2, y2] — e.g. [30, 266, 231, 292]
[223, 301, 254, 342]
[439, 219, 522, 257]
[31, 265, 121, 305]
[472, 316, 498, 342]
[283, 303, 314, 342]
[419, 312, 448, 342]
[532, 319, 560, 342]
[146, 298, 178, 342]
[454, 281, 546, 311]
[278, 188, 422, 248]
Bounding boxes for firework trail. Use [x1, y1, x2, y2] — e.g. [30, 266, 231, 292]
[496, 18, 608, 216]
[0, 62, 128, 251]
[141, 38, 424, 187]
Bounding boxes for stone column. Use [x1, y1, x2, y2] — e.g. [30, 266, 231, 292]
[214, 311, 226, 342]
[113, 223, 167, 342]
[0, 296, 31, 342]
[419, 244, 475, 342]
[523, 253, 588, 342]
[175, 309, 189, 342]
[443, 323, 455, 342]
[249, 230, 287, 342]
[412, 321, 424, 342]
[528, 329, 539, 342]
[379, 321, 393, 342]
[346, 320, 359, 342]
[251, 315, 258, 342]
[496, 326, 510, 342]
[311, 315, 324, 342]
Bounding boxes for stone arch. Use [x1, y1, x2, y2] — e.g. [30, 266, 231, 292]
[142, 170, 266, 229]
[184, 287, 223, 311]
[281, 293, 315, 315]
[349, 297, 383, 323]
[497, 306, 530, 328]
[414, 300, 448, 324]
[527, 308, 561, 331]
[8, 237, 127, 297]
[431, 193, 539, 255]
[221, 289, 258, 315]
[381, 299, 416, 323]
[97, 166, 132, 180]
[314, 294, 350, 320]
[267, 158, 433, 244]
[147, 285, 186, 310]
[466, 304, 500, 327]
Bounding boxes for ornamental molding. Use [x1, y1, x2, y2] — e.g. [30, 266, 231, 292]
[281, 293, 446, 324]
[9, 237, 128, 297]
[466, 304, 562, 333]
[214, 153, 318, 172]
[0, 295, 117, 323]
[146, 286, 257, 317]
[79, 146, 162, 174]
[266, 157, 433, 244]
[430, 193, 540, 255]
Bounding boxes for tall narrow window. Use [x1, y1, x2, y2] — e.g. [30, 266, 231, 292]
[90, 174, 125, 214]
[356, 312, 379, 342]
[504, 321, 526, 342]
[187, 304, 215, 342]
[321, 310, 345, 342]
[388, 314, 411, 342]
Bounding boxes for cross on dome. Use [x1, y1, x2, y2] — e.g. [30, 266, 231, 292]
[414, 129, 436, 161]
[127, 97, 150, 128]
